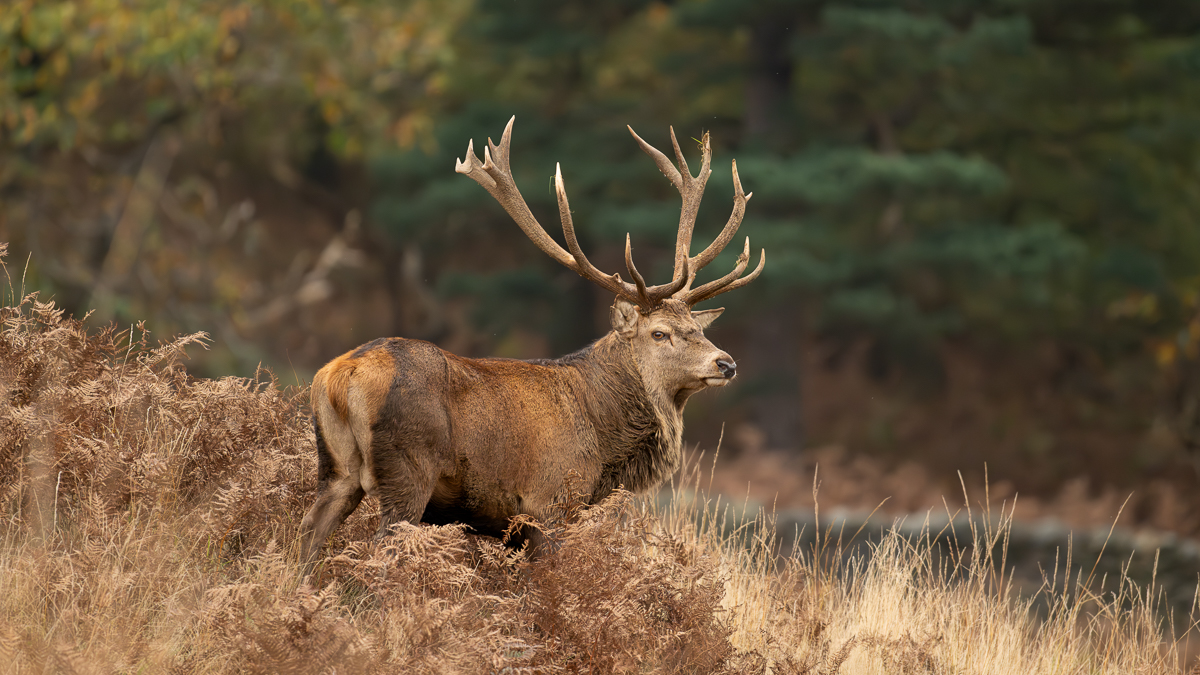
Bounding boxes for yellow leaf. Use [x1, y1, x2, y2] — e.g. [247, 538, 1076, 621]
[320, 100, 343, 125]
[1155, 342, 1176, 367]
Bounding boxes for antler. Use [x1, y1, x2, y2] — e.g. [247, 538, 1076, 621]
[456, 117, 656, 308]
[458, 117, 696, 310]
[627, 125, 765, 306]
[457, 117, 764, 311]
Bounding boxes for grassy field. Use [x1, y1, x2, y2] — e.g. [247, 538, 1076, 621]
[1, 258, 1196, 672]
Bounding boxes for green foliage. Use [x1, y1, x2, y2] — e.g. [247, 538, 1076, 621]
[360, 0, 1200, 370]
[0, 0, 475, 374]
[739, 151, 1008, 204]
[0, 0, 467, 160]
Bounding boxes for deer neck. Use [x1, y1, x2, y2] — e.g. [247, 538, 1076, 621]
[565, 333, 684, 498]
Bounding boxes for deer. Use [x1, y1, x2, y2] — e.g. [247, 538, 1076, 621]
[298, 117, 765, 564]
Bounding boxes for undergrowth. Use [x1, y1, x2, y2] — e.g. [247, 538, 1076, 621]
[0, 244, 1197, 673]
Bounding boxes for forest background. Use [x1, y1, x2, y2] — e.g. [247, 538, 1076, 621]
[4, 0, 1200, 537]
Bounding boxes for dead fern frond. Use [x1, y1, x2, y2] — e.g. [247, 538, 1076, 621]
[0, 280, 1192, 673]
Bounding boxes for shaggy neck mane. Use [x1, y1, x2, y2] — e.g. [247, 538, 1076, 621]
[543, 332, 684, 500]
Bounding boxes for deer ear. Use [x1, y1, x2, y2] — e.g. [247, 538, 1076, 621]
[610, 299, 641, 339]
[691, 307, 724, 329]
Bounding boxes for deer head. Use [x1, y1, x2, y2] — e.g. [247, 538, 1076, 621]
[456, 117, 765, 403]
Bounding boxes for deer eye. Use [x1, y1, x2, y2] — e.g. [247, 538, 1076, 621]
[651, 331, 668, 342]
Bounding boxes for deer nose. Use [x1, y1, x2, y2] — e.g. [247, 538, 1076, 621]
[716, 359, 737, 378]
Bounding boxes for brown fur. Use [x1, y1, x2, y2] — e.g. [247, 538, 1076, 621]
[298, 299, 737, 562]
[316, 346, 395, 425]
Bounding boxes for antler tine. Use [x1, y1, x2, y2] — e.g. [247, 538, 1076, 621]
[556, 165, 645, 306]
[668, 127, 690, 179]
[454, 139, 496, 189]
[624, 234, 651, 306]
[667, 127, 712, 183]
[486, 115, 515, 174]
[624, 234, 691, 307]
[685, 240, 766, 306]
[687, 159, 752, 280]
[627, 125, 683, 191]
[456, 116, 576, 270]
[670, 129, 711, 283]
[684, 237, 749, 301]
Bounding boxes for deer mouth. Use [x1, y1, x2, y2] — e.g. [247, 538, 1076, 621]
[704, 376, 733, 387]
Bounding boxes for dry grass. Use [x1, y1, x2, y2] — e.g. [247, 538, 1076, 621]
[1, 247, 1197, 673]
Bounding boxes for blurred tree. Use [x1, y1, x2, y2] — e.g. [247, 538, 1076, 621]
[697, 0, 1200, 477]
[681, 0, 1200, 359]
[0, 0, 469, 371]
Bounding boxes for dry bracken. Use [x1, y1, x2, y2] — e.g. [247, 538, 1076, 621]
[0, 246, 1196, 673]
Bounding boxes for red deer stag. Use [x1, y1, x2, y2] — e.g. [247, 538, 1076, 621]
[299, 117, 765, 563]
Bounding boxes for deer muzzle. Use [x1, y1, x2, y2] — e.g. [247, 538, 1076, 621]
[704, 358, 737, 387]
[716, 359, 737, 378]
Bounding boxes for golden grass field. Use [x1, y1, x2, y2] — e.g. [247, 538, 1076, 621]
[1, 247, 1197, 673]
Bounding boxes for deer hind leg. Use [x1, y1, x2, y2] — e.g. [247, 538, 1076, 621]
[366, 401, 449, 540]
[373, 477, 436, 540]
[299, 415, 365, 564]
[369, 439, 439, 540]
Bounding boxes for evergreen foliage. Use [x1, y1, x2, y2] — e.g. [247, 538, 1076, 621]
[368, 0, 1200, 372]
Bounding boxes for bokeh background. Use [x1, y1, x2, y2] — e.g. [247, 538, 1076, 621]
[4, 0, 1200, 538]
